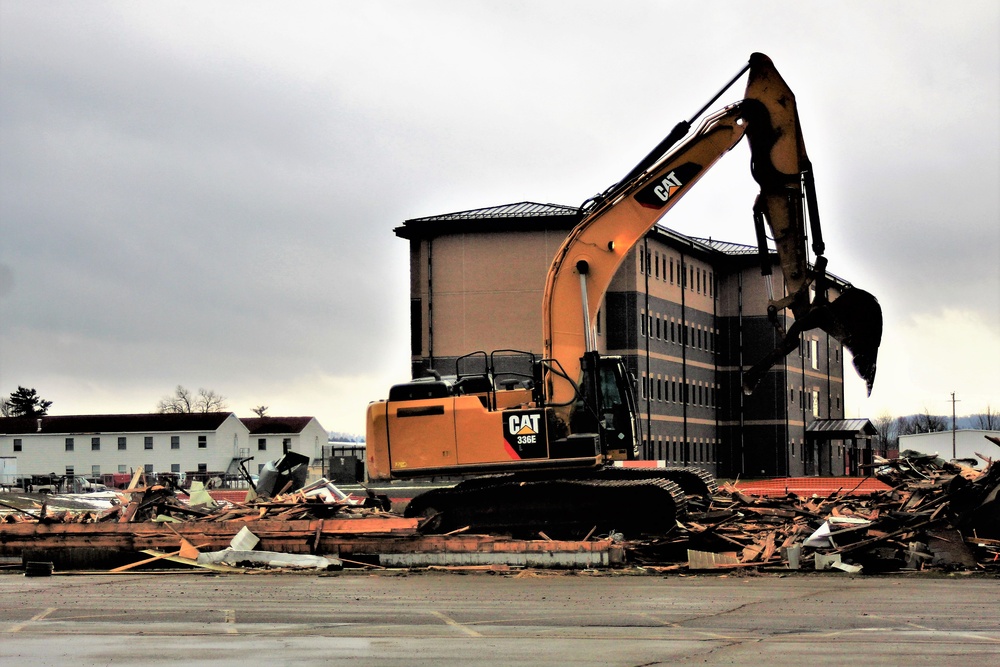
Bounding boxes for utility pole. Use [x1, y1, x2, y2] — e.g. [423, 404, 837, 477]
[951, 392, 960, 459]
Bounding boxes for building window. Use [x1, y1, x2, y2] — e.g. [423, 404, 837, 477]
[65, 465, 74, 477]
[709, 272, 713, 297]
[118, 436, 127, 450]
[197, 463, 207, 473]
[641, 375, 648, 399]
[144, 464, 153, 474]
[65, 437, 74, 452]
[258, 438, 267, 451]
[170, 464, 180, 473]
[655, 316, 661, 339]
[92, 465, 100, 477]
[811, 339, 819, 370]
[198, 435, 207, 449]
[144, 436, 153, 450]
[283, 438, 292, 454]
[654, 252, 660, 278]
[640, 311, 647, 336]
[171, 435, 180, 450]
[670, 258, 674, 283]
[92, 437, 101, 451]
[13, 438, 21, 452]
[813, 390, 821, 418]
[118, 465, 127, 473]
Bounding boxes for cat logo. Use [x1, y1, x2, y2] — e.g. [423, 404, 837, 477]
[502, 409, 547, 459]
[633, 162, 702, 209]
[508, 413, 541, 439]
[652, 171, 683, 202]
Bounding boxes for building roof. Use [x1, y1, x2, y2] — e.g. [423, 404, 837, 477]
[0, 412, 235, 436]
[805, 419, 877, 438]
[240, 417, 316, 435]
[395, 201, 854, 288]
[691, 236, 761, 256]
[408, 202, 582, 221]
[395, 202, 583, 239]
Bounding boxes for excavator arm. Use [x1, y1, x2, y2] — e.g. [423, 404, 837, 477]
[542, 53, 882, 428]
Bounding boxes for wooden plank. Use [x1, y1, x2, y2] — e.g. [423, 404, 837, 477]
[137, 549, 242, 572]
[109, 542, 212, 572]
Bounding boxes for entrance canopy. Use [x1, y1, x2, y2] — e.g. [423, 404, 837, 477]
[806, 419, 877, 440]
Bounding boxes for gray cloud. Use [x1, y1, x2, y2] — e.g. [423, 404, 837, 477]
[1, 1, 997, 430]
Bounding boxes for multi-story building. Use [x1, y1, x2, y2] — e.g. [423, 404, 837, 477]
[395, 202, 866, 478]
[0, 413, 327, 484]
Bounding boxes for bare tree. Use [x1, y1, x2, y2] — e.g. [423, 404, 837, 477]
[898, 409, 948, 435]
[873, 411, 897, 452]
[0, 396, 10, 417]
[157, 385, 228, 414]
[976, 405, 998, 430]
[251, 405, 269, 418]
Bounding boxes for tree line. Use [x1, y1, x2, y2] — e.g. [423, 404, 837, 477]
[873, 405, 997, 451]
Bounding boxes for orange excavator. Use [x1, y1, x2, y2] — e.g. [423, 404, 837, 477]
[365, 53, 882, 538]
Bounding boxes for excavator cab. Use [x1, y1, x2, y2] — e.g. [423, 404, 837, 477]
[570, 351, 640, 462]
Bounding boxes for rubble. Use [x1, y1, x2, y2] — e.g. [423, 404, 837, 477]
[630, 453, 1000, 573]
[1, 454, 998, 574]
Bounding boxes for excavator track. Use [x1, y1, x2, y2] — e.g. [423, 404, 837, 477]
[405, 477, 686, 540]
[592, 466, 719, 497]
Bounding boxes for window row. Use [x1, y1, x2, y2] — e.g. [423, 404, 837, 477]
[643, 438, 717, 464]
[639, 251, 715, 297]
[258, 437, 293, 452]
[58, 435, 209, 452]
[641, 375, 717, 408]
[640, 311, 717, 352]
[787, 387, 843, 418]
[66, 463, 210, 476]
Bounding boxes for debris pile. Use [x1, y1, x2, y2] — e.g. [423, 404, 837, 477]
[631, 455, 1000, 573]
[2, 453, 997, 574]
[0, 476, 391, 526]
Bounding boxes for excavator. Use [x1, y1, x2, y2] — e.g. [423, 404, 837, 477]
[365, 53, 883, 538]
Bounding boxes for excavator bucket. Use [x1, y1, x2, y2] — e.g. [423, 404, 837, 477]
[825, 286, 883, 396]
[743, 285, 883, 397]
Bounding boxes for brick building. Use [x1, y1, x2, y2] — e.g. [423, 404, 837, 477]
[395, 202, 858, 478]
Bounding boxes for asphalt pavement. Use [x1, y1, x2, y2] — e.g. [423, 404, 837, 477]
[1, 570, 998, 666]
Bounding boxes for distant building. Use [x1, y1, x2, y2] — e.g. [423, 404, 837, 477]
[0, 412, 326, 484]
[899, 430, 1000, 465]
[239, 416, 329, 468]
[395, 202, 861, 478]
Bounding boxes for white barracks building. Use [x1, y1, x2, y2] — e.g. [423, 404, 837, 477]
[0, 413, 327, 483]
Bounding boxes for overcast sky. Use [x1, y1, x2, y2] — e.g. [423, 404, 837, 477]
[1, 1, 997, 435]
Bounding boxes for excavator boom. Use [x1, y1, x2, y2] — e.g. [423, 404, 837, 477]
[542, 53, 882, 429]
